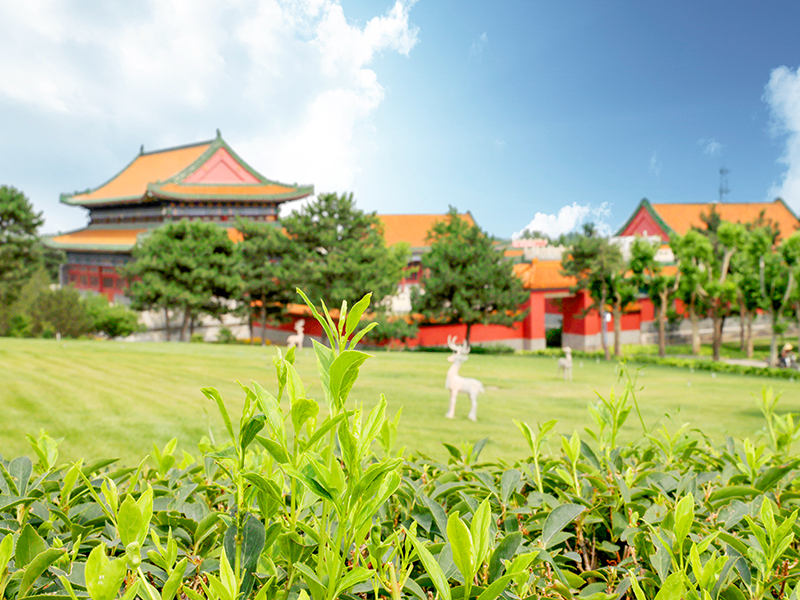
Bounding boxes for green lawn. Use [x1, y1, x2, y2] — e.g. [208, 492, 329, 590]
[2, 337, 799, 465]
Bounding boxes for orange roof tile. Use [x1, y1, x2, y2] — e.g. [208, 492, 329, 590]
[50, 228, 147, 248]
[48, 226, 243, 251]
[157, 183, 297, 197]
[653, 200, 799, 240]
[71, 143, 211, 203]
[378, 213, 476, 248]
[514, 259, 576, 290]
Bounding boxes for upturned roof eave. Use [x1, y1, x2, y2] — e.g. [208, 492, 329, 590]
[147, 184, 315, 203]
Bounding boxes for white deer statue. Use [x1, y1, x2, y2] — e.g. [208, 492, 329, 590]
[557, 346, 573, 381]
[286, 319, 305, 351]
[445, 336, 484, 422]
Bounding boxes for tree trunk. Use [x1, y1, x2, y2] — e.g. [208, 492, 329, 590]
[180, 309, 190, 342]
[769, 320, 778, 368]
[613, 303, 622, 357]
[248, 310, 253, 341]
[465, 322, 473, 345]
[746, 312, 754, 358]
[260, 299, 267, 347]
[689, 301, 701, 356]
[657, 295, 667, 358]
[600, 288, 610, 360]
[189, 316, 196, 338]
[164, 307, 171, 342]
[712, 310, 723, 362]
[739, 299, 746, 351]
[795, 305, 800, 352]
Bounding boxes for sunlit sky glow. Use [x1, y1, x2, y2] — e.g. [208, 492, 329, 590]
[3, 1, 800, 240]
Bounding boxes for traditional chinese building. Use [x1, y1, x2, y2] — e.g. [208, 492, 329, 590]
[46, 131, 313, 302]
[616, 198, 800, 241]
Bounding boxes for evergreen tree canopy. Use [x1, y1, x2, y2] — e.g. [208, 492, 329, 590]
[123, 220, 240, 341]
[235, 218, 295, 344]
[412, 207, 528, 343]
[560, 224, 625, 359]
[282, 192, 407, 309]
[0, 185, 44, 305]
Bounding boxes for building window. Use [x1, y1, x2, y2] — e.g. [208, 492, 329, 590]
[103, 277, 114, 288]
[90, 276, 99, 286]
[80, 276, 87, 285]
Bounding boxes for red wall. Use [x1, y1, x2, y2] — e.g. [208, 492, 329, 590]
[66, 265, 126, 302]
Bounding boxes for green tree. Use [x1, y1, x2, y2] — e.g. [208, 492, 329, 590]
[83, 294, 143, 339]
[412, 207, 528, 344]
[0, 185, 44, 306]
[282, 193, 407, 310]
[235, 218, 294, 346]
[123, 220, 241, 341]
[630, 238, 680, 357]
[561, 224, 625, 360]
[729, 229, 764, 358]
[29, 286, 93, 338]
[671, 230, 712, 356]
[757, 234, 796, 367]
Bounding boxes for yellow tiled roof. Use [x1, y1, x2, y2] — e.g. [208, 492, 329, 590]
[653, 200, 799, 240]
[514, 259, 576, 290]
[70, 143, 211, 203]
[378, 213, 476, 248]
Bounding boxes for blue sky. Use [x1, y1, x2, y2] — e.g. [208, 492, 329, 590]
[2, 1, 800, 240]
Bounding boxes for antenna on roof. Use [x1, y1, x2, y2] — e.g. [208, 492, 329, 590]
[718, 167, 730, 203]
[216, 128, 221, 139]
[140, 144, 144, 155]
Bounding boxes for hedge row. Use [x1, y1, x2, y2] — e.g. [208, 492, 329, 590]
[3, 295, 800, 600]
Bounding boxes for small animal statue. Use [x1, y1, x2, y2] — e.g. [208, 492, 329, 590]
[557, 346, 573, 381]
[287, 319, 305, 351]
[445, 336, 485, 421]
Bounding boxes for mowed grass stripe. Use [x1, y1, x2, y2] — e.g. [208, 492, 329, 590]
[2, 338, 799, 464]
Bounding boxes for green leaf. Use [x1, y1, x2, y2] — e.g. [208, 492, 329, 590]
[0, 534, 12, 572]
[470, 573, 513, 600]
[541, 504, 585, 549]
[255, 436, 290, 464]
[333, 566, 373, 597]
[291, 398, 319, 437]
[345, 292, 372, 340]
[295, 288, 336, 347]
[19, 548, 67, 598]
[284, 363, 306, 404]
[754, 461, 799, 492]
[85, 544, 127, 600]
[117, 494, 144, 547]
[243, 472, 283, 506]
[302, 411, 349, 452]
[470, 499, 493, 568]
[653, 572, 685, 600]
[408, 533, 452, 600]
[294, 563, 327, 600]
[447, 512, 475, 582]
[10, 456, 33, 497]
[488, 531, 521, 581]
[16, 523, 46, 567]
[201, 387, 237, 446]
[329, 350, 371, 409]
[162, 558, 187, 600]
[240, 414, 266, 452]
[673, 494, 694, 553]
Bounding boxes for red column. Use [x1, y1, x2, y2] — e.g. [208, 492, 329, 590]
[562, 290, 601, 351]
[522, 291, 546, 350]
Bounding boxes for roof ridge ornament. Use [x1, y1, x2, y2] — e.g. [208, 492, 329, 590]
[216, 128, 221, 139]
[140, 144, 144, 155]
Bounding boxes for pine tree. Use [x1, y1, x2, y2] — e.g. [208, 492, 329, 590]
[282, 192, 407, 309]
[123, 220, 241, 341]
[0, 185, 44, 306]
[411, 207, 528, 343]
[236, 218, 294, 345]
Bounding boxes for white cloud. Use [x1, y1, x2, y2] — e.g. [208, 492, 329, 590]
[648, 151, 662, 176]
[697, 138, 722, 157]
[513, 202, 613, 240]
[470, 32, 487, 57]
[765, 65, 800, 207]
[0, 0, 419, 218]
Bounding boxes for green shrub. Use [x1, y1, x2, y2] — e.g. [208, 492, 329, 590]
[190, 332, 205, 343]
[6, 313, 32, 337]
[4, 292, 800, 600]
[83, 294, 143, 338]
[216, 326, 238, 344]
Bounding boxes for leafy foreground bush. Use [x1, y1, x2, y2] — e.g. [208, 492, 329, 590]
[4, 292, 800, 600]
